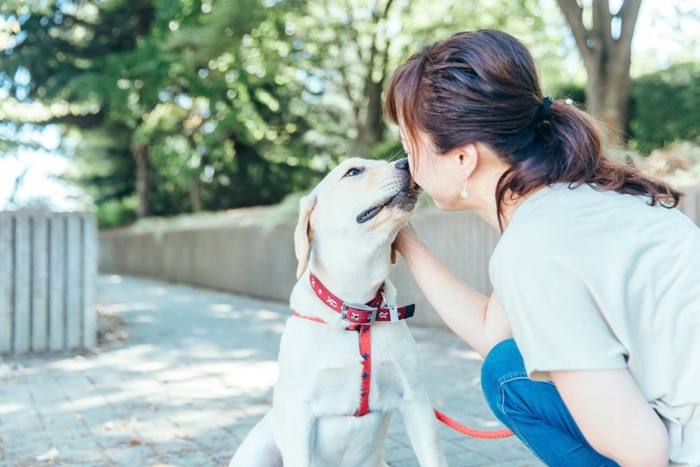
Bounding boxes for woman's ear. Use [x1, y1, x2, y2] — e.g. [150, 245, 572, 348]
[456, 143, 479, 178]
[294, 192, 317, 278]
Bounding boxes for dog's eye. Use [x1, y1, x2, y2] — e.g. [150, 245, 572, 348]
[343, 167, 364, 178]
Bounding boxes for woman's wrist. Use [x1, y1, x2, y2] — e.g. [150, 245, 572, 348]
[395, 226, 425, 267]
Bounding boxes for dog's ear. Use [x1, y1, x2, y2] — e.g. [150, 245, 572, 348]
[294, 192, 317, 279]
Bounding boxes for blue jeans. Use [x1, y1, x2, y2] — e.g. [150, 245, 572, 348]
[481, 339, 619, 466]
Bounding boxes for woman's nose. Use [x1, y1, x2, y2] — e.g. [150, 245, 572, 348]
[395, 157, 409, 171]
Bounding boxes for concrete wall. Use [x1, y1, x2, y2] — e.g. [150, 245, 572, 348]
[100, 221, 298, 301]
[99, 207, 498, 328]
[1, 212, 98, 355]
[99, 183, 700, 329]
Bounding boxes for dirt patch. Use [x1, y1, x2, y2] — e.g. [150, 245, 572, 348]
[610, 141, 700, 187]
[96, 304, 130, 348]
[643, 141, 700, 187]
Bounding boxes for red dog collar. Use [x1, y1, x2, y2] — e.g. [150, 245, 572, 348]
[309, 273, 414, 325]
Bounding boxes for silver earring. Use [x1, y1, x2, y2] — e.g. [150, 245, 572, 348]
[460, 176, 469, 199]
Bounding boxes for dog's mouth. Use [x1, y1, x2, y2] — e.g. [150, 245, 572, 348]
[356, 187, 421, 224]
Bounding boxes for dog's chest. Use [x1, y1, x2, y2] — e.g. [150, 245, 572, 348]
[369, 327, 420, 406]
[279, 320, 419, 413]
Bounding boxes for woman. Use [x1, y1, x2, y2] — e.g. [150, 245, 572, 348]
[384, 29, 699, 466]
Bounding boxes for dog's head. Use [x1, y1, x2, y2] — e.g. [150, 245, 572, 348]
[294, 157, 420, 278]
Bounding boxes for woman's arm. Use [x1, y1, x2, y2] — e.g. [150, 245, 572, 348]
[395, 223, 511, 357]
[550, 368, 670, 466]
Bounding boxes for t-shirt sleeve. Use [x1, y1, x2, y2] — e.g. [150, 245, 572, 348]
[491, 239, 628, 381]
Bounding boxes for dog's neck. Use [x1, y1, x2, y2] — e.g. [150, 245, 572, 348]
[307, 239, 392, 304]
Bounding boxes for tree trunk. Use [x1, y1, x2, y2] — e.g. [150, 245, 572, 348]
[585, 58, 632, 144]
[190, 173, 202, 213]
[186, 134, 203, 213]
[134, 141, 150, 217]
[356, 41, 385, 156]
[557, 0, 642, 146]
[360, 71, 385, 156]
[353, 0, 395, 156]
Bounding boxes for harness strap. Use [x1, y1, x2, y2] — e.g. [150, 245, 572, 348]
[294, 280, 386, 418]
[291, 312, 373, 417]
[354, 325, 372, 417]
[291, 311, 515, 436]
[291, 311, 326, 325]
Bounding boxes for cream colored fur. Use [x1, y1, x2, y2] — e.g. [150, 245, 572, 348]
[229, 158, 446, 467]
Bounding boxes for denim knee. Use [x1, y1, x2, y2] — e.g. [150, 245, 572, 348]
[481, 339, 526, 417]
[480, 339, 620, 467]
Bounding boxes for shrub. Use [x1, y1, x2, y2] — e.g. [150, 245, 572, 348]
[629, 62, 700, 155]
[96, 196, 138, 229]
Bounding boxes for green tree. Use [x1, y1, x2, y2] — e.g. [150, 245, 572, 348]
[0, 0, 158, 222]
[1, 0, 571, 226]
[629, 62, 700, 154]
[1, 0, 325, 225]
[294, 0, 570, 157]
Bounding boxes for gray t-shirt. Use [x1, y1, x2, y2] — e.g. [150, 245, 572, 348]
[490, 183, 700, 466]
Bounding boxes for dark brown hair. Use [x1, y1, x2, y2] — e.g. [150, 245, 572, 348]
[384, 29, 680, 230]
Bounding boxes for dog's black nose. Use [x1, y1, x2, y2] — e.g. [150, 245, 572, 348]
[395, 157, 409, 171]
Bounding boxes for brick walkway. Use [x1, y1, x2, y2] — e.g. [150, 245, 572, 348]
[0, 275, 537, 466]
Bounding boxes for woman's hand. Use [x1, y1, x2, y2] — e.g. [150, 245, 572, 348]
[393, 222, 421, 258]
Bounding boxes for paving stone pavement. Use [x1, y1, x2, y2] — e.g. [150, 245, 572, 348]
[0, 275, 538, 467]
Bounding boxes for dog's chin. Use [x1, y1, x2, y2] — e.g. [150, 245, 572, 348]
[356, 189, 419, 224]
[388, 190, 419, 211]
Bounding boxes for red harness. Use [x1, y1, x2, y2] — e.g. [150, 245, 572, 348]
[293, 272, 514, 438]
[293, 273, 415, 416]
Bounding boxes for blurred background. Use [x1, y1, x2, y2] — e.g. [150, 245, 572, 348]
[0, 0, 698, 228]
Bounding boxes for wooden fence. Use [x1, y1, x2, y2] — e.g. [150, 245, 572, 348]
[0, 212, 98, 355]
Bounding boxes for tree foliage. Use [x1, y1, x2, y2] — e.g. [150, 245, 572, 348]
[1, 0, 574, 226]
[629, 62, 700, 154]
[2, 0, 326, 224]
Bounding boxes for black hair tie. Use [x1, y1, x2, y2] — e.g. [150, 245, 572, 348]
[540, 96, 553, 121]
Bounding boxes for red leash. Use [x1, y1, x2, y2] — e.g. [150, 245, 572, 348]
[434, 409, 513, 439]
[294, 273, 514, 439]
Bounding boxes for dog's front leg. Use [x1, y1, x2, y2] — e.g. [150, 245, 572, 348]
[271, 405, 317, 467]
[400, 394, 448, 467]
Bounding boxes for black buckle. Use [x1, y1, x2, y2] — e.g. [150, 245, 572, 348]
[341, 302, 378, 325]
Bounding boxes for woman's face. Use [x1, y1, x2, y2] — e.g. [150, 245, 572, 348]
[400, 127, 465, 211]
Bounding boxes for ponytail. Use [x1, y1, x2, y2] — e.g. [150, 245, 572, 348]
[384, 29, 681, 231]
[496, 100, 681, 229]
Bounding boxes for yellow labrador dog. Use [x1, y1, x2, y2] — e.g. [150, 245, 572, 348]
[230, 157, 446, 467]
